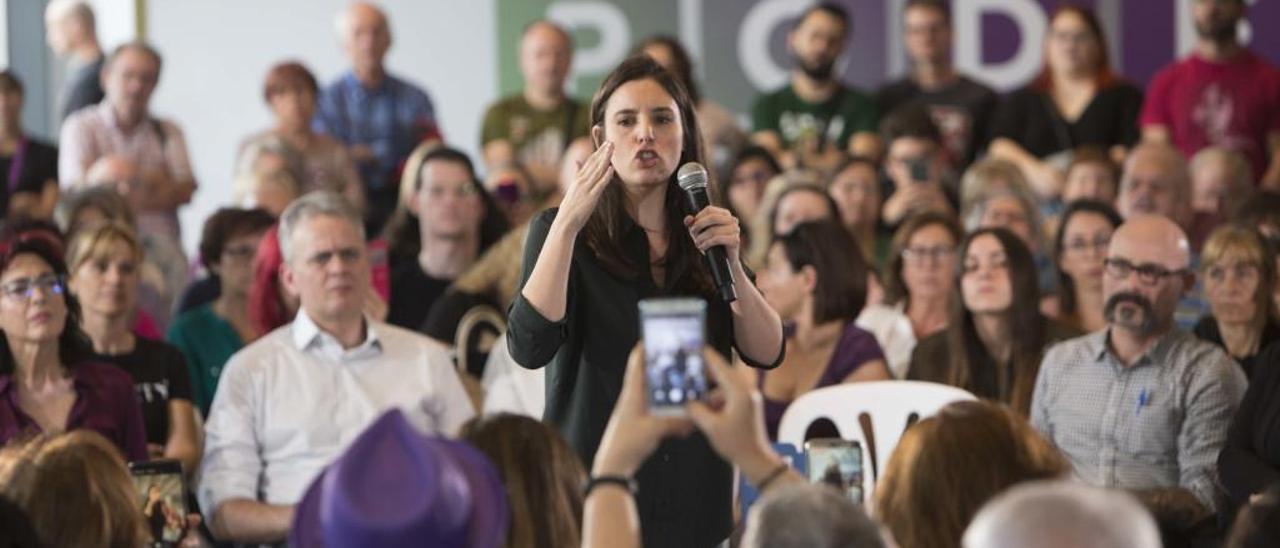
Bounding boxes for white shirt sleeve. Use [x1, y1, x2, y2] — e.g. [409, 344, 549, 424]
[197, 351, 266, 519]
[419, 342, 477, 437]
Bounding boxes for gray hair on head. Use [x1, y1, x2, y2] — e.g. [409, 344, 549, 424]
[277, 191, 364, 264]
[962, 480, 1161, 548]
[742, 482, 886, 548]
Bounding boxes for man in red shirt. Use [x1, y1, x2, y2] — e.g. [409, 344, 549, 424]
[1140, 0, 1280, 190]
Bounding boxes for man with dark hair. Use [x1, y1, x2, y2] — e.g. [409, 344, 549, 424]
[1032, 214, 1246, 534]
[386, 148, 487, 331]
[751, 3, 879, 171]
[480, 21, 589, 192]
[44, 0, 104, 122]
[1141, 0, 1280, 190]
[315, 2, 440, 235]
[879, 104, 953, 226]
[875, 0, 997, 170]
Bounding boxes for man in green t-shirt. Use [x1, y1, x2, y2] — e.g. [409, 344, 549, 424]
[751, 3, 880, 171]
[481, 20, 589, 194]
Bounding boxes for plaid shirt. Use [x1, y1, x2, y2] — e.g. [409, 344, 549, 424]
[313, 71, 438, 192]
[1031, 328, 1246, 511]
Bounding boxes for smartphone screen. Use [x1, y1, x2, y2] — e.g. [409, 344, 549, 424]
[639, 298, 708, 415]
[804, 439, 864, 504]
[129, 460, 188, 546]
[909, 158, 930, 182]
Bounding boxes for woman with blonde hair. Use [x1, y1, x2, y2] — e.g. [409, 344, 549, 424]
[1194, 224, 1280, 378]
[66, 222, 199, 473]
[876, 400, 1069, 548]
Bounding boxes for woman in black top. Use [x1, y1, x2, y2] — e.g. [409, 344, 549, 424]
[1219, 342, 1280, 516]
[0, 71, 58, 222]
[1194, 224, 1280, 379]
[66, 222, 198, 474]
[507, 56, 784, 547]
[988, 6, 1142, 200]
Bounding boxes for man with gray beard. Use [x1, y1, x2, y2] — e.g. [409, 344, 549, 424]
[1030, 214, 1246, 536]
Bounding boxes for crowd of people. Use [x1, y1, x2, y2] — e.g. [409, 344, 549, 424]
[0, 0, 1279, 546]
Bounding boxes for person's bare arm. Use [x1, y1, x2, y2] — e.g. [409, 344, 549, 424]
[520, 142, 613, 321]
[482, 140, 516, 171]
[843, 359, 892, 383]
[1142, 125, 1172, 145]
[1261, 131, 1280, 191]
[164, 399, 200, 476]
[209, 499, 295, 544]
[989, 137, 1064, 199]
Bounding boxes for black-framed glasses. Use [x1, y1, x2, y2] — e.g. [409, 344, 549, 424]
[1103, 258, 1188, 285]
[0, 274, 65, 302]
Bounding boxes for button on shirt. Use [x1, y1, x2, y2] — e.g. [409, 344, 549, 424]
[313, 72, 437, 192]
[198, 311, 474, 517]
[1031, 328, 1246, 511]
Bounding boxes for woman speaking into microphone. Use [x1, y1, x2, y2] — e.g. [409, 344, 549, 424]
[507, 55, 783, 546]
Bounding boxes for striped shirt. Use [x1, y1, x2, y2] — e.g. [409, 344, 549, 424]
[1031, 328, 1246, 511]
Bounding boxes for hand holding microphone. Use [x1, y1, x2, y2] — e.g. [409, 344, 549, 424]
[678, 162, 739, 303]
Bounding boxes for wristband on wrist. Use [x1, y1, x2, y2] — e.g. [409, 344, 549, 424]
[754, 463, 792, 494]
[584, 474, 637, 497]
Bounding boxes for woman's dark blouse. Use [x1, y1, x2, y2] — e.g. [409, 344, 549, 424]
[1219, 342, 1280, 511]
[507, 208, 783, 548]
[989, 83, 1143, 159]
[0, 361, 148, 461]
[1193, 316, 1280, 380]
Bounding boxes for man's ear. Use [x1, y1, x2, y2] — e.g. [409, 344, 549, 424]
[280, 262, 299, 298]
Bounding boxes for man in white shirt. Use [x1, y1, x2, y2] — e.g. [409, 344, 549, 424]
[198, 191, 474, 544]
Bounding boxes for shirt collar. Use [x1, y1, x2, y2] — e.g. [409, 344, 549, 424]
[290, 309, 382, 354]
[1092, 326, 1182, 366]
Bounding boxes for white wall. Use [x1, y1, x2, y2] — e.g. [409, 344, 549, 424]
[146, 0, 497, 255]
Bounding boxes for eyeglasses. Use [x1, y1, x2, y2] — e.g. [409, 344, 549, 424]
[902, 245, 956, 265]
[222, 245, 257, 262]
[1203, 262, 1260, 283]
[1063, 236, 1111, 254]
[0, 274, 65, 302]
[1102, 258, 1188, 285]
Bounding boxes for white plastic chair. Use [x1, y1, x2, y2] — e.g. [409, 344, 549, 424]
[776, 381, 977, 504]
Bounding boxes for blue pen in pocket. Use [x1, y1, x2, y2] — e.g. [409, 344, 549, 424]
[1136, 388, 1150, 417]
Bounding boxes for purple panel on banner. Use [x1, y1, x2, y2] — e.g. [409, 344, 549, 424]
[840, 0, 886, 90]
[1249, 1, 1280, 65]
[982, 12, 1022, 66]
[1122, 1, 1176, 86]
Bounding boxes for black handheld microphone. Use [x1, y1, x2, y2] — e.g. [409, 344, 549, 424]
[677, 162, 737, 303]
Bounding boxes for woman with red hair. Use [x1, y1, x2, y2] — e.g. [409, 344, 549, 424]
[987, 6, 1143, 201]
[247, 225, 297, 337]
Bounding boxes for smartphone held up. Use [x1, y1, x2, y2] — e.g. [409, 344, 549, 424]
[640, 298, 709, 416]
[129, 459, 188, 547]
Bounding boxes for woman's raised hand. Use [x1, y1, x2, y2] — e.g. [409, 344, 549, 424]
[557, 141, 615, 233]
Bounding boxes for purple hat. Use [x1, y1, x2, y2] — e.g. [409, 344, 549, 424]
[290, 409, 509, 548]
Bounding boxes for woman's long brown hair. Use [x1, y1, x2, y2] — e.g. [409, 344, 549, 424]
[581, 55, 718, 295]
[945, 228, 1046, 414]
[460, 414, 586, 548]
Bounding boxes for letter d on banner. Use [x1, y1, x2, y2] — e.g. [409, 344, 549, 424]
[954, 0, 1047, 90]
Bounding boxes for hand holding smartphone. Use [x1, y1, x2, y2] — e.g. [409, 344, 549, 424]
[639, 298, 708, 415]
[129, 459, 188, 547]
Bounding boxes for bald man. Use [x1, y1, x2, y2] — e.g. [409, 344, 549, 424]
[44, 0, 104, 121]
[1116, 143, 1193, 227]
[1031, 215, 1245, 529]
[963, 481, 1161, 548]
[314, 2, 439, 235]
[480, 21, 588, 194]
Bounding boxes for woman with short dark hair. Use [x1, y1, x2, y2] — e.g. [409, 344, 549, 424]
[0, 71, 58, 222]
[167, 208, 276, 415]
[235, 60, 363, 210]
[908, 228, 1080, 414]
[757, 220, 890, 439]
